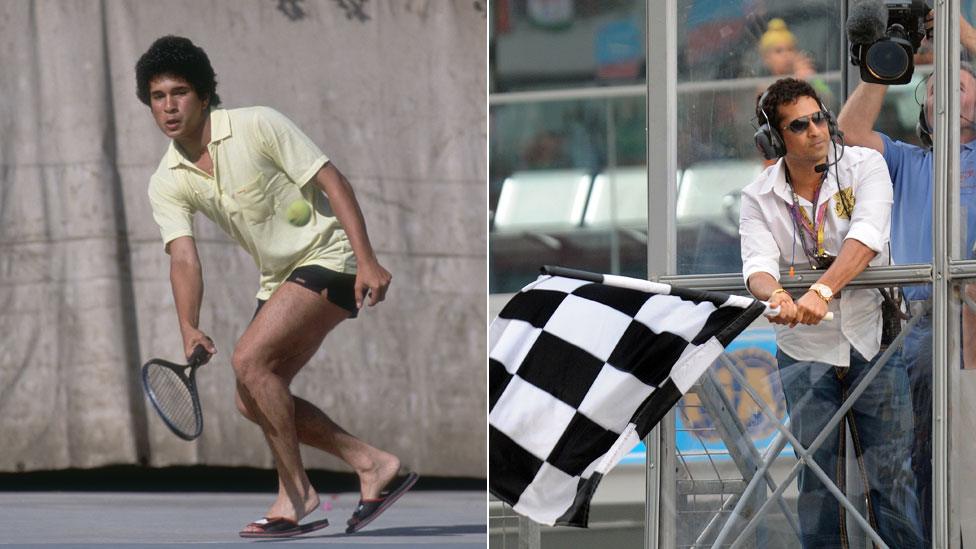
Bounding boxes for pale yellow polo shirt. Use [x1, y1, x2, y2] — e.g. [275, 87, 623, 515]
[148, 107, 356, 300]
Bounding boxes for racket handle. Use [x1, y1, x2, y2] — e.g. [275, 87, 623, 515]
[189, 344, 211, 366]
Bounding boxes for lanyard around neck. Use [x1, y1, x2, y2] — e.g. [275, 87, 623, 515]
[785, 166, 829, 260]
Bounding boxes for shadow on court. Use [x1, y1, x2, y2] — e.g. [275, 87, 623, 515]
[302, 523, 487, 538]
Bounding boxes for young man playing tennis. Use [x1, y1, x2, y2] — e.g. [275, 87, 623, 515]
[136, 35, 417, 538]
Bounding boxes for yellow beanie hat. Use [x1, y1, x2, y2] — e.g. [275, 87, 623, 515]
[760, 18, 796, 51]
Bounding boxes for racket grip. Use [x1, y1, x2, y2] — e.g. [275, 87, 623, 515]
[189, 344, 210, 366]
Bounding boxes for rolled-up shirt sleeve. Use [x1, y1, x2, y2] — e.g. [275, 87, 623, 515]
[843, 151, 892, 253]
[739, 189, 782, 285]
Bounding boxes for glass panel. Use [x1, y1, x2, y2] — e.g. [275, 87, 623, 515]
[953, 4, 976, 539]
[675, 0, 920, 276]
[489, 95, 648, 294]
[669, 285, 929, 548]
[836, 4, 948, 540]
[679, 1, 844, 83]
[490, 0, 647, 92]
[951, 9, 976, 258]
[953, 277, 976, 545]
[676, 0, 842, 275]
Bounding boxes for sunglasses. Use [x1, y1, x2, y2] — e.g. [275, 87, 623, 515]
[782, 111, 829, 134]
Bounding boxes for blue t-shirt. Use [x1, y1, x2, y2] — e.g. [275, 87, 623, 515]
[880, 134, 976, 301]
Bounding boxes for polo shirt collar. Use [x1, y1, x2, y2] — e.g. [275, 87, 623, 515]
[165, 109, 232, 169]
[209, 109, 231, 143]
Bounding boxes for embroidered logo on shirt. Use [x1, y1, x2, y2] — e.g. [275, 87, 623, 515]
[833, 187, 855, 219]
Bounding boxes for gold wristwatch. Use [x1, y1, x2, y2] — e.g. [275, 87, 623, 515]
[808, 283, 834, 304]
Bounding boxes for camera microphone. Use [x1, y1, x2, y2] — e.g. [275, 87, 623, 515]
[847, 0, 888, 45]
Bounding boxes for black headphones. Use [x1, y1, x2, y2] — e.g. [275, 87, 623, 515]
[754, 89, 839, 160]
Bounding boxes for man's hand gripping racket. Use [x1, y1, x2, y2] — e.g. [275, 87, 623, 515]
[141, 345, 212, 441]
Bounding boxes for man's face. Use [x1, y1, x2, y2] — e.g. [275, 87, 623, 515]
[777, 96, 830, 163]
[925, 69, 976, 142]
[148, 74, 209, 141]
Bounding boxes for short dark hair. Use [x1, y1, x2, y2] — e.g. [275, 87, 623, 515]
[135, 35, 221, 108]
[756, 77, 821, 132]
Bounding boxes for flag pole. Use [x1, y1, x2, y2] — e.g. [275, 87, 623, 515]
[540, 265, 832, 321]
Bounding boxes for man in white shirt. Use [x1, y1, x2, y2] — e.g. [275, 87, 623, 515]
[740, 78, 922, 548]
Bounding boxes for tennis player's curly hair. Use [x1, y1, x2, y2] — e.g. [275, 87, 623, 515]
[756, 77, 821, 132]
[135, 36, 221, 108]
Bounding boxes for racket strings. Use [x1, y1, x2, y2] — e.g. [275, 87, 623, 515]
[146, 365, 200, 436]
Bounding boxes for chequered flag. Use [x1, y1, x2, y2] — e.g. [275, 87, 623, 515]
[489, 267, 765, 527]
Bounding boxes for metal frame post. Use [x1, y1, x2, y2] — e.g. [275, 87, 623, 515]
[646, 0, 678, 548]
[933, 2, 960, 547]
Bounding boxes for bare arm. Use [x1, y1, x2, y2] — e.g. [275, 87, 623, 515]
[747, 272, 786, 301]
[312, 162, 391, 308]
[812, 238, 877, 292]
[746, 240, 876, 327]
[168, 236, 215, 360]
[925, 10, 976, 59]
[747, 272, 798, 326]
[837, 82, 887, 154]
[963, 17, 976, 57]
[792, 238, 878, 325]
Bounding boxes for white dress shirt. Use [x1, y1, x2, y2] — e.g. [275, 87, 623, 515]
[739, 144, 893, 366]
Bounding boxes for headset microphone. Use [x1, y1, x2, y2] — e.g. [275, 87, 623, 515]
[814, 130, 847, 174]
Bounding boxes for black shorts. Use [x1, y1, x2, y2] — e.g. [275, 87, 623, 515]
[254, 265, 358, 319]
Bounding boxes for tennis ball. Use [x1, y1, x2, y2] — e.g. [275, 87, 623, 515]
[285, 199, 312, 226]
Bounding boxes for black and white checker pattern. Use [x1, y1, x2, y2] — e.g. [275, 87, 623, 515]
[489, 275, 765, 527]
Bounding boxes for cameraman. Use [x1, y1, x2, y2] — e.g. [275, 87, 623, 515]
[741, 78, 921, 549]
[837, 16, 976, 544]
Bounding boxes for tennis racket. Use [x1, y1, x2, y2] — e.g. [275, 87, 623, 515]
[141, 345, 211, 440]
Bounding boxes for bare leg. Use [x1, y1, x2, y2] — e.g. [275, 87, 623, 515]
[236, 384, 401, 500]
[292, 394, 401, 498]
[234, 284, 399, 528]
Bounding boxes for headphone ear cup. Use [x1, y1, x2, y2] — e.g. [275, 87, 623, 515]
[917, 107, 933, 149]
[754, 124, 785, 160]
